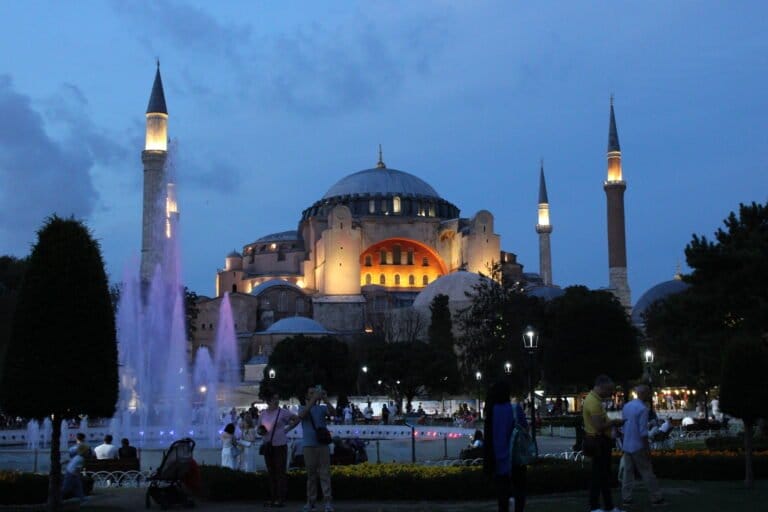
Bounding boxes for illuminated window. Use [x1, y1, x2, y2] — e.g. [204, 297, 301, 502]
[369, 199, 375, 213]
[380, 249, 387, 265]
[393, 245, 401, 265]
[393, 196, 401, 213]
[428, 204, 435, 217]
[365, 255, 372, 266]
[365, 274, 372, 285]
[422, 275, 429, 285]
[409, 275, 415, 285]
[422, 257, 429, 266]
[394, 274, 400, 286]
[379, 274, 386, 285]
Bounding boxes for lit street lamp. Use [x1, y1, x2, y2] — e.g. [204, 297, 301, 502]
[475, 371, 482, 418]
[644, 348, 654, 386]
[522, 325, 539, 447]
[504, 361, 512, 375]
[268, 368, 276, 380]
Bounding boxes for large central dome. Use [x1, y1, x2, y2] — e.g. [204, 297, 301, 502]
[322, 167, 440, 199]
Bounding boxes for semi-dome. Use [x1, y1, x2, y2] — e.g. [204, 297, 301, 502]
[632, 278, 689, 326]
[256, 230, 299, 242]
[263, 316, 332, 335]
[322, 167, 441, 200]
[250, 279, 303, 297]
[413, 270, 491, 309]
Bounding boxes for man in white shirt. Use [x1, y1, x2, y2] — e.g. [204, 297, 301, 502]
[363, 402, 374, 424]
[93, 434, 119, 460]
[621, 385, 664, 507]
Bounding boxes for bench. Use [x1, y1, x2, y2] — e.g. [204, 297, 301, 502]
[83, 457, 140, 473]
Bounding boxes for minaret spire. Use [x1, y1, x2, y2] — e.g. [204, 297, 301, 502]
[603, 98, 631, 308]
[147, 62, 168, 115]
[376, 144, 386, 169]
[536, 160, 553, 286]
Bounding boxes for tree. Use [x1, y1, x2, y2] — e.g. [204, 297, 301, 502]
[719, 336, 768, 488]
[184, 286, 200, 340]
[645, 201, 768, 398]
[264, 335, 356, 403]
[455, 264, 545, 397]
[542, 286, 642, 393]
[426, 294, 460, 396]
[0, 255, 28, 385]
[0, 217, 117, 511]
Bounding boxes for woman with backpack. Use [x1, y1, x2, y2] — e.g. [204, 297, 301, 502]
[484, 381, 529, 512]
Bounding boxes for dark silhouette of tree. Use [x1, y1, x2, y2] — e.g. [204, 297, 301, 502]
[542, 286, 641, 393]
[455, 264, 545, 397]
[0, 217, 117, 511]
[0, 255, 28, 384]
[184, 286, 200, 340]
[645, 201, 768, 400]
[720, 336, 768, 488]
[427, 294, 460, 395]
[264, 335, 356, 404]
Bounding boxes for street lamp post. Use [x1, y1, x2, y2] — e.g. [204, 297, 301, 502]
[644, 348, 654, 387]
[475, 371, 482, 418]
[504, 361, 512, 375]
[522, 325, 539, 446]
[268, 368, 276, 380]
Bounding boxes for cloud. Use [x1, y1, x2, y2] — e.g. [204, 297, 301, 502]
[112, 1, 448, 116]
[0, 76, 126, 254]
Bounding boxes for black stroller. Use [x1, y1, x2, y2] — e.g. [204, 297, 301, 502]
[145, 438, 197, 509]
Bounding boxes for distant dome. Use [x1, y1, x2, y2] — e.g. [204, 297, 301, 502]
[250, 279, 303, 297]
[632, 278, 689, 325]
[263, 316, 332, 335]
[413, 271, 490, 309]
[527, 286, 565, 301]
[322, 167, 440, 200]
[227, 250, 242, 258]
[256, 230, 299, 242]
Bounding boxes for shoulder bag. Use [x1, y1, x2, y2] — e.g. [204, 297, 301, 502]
[259, 409, 280, 456]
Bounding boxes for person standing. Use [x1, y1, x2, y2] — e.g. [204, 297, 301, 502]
[583, 375, 626, 512]
[380, 403, 390, 425]
[94, 434, 119, 459]
[258, 391, 296, 507]
[62, 443, 89, 500]
[221, 423, 245, 470]
[621, 385, 665, 507]
[483, 381, 528, 512]
[287, 385, 336, 512]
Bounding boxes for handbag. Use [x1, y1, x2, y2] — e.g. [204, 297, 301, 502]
[259, 409, 280, 456]
[308, 405, 333, 445]
[510, 406, 538, 465]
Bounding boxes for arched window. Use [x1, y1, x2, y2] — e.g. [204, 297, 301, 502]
[394, 274, 400, 285]
[365, 255, 372, 266]
[408, 275, 415, 286]
[393, 245, 401, 265]
[365, 274, 372, 285]
[393, 196, 401, 213]
[422, 275, 429, 285]
[278, 291, 286, 312]
[296, 297, 305, 313]
[380, 249, 388, 265]
[369, 199, 376, 213]
[422, 257, 429, 266]
[379, 274, 386, 285]
[232, 284, 237, 293]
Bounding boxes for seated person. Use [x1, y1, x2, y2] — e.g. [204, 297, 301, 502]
[93, 434, 119, 460]
[681, 416, 695, 427]
[471, 429, 484, 448]
[118, 438, 138, 459]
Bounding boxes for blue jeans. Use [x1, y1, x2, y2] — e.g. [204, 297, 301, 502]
[62, 472, 84, 500]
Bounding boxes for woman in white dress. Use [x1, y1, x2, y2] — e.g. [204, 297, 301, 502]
[241, 416, 259, 471]
[221, 422, 242, 470]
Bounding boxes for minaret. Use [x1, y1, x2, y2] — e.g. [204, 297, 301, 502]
[604, 97, 631, 308]
[140, 62, 169, 283]
[535, 161, 553, 285]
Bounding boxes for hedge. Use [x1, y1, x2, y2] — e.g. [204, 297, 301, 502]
[0, 471, 48, 505]
[644, 450, 768, 480]
[705, 435, 768, 452]
[200, 459, 589, 501]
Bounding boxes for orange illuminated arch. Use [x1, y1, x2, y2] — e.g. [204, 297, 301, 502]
[359, 238, 447, 289]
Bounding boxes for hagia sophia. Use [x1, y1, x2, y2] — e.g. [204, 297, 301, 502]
[138, 66, 683, 372]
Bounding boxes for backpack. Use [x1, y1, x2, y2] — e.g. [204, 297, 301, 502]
[510, 406, 538, 465]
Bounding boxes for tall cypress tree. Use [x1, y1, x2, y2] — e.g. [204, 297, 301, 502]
[0, 216, 117, 511]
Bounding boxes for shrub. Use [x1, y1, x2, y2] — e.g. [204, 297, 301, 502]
[705, 435, 768, 452]
[0, 470, 48, 505]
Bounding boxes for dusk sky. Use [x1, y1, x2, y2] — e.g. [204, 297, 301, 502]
[1, 1, 766, 301]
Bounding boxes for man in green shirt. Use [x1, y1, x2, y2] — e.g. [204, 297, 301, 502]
[583, 375, 625, 512]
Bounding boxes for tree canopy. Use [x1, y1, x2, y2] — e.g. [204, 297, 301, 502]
[264, 335, 357, 403]
[426, 294, 460, 396]
[542, 286, 642, 393]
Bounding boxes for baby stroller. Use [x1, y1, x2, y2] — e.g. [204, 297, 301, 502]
[145, 438, 197, 509]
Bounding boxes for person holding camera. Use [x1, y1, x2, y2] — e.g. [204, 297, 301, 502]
[257, 391, 296, 507]
[286, 385, 337, 512]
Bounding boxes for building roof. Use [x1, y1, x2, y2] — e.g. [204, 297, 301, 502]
[526, 285, 565, 301]
[227, 249, 242, 258]
[412, 270, 490, 308]
[261, 316, 332, 334]
[631, 278, 689, 325]
[146, 63, 167, 114]
[322, 167, 440, 200]
[255, 230, 299, 242]
[250, 279, 303, 296]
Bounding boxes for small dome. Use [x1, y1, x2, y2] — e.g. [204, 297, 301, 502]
[412, 271, 490, 309]
[632, 278, 689, 325]
[263, 316, 332, 334]
[322, 167, 440, 200]
[256, 230, 299, 242]
[227, 250, 242, 258]
[526, 286, 565, 301]
[250, 279, 303, 296]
